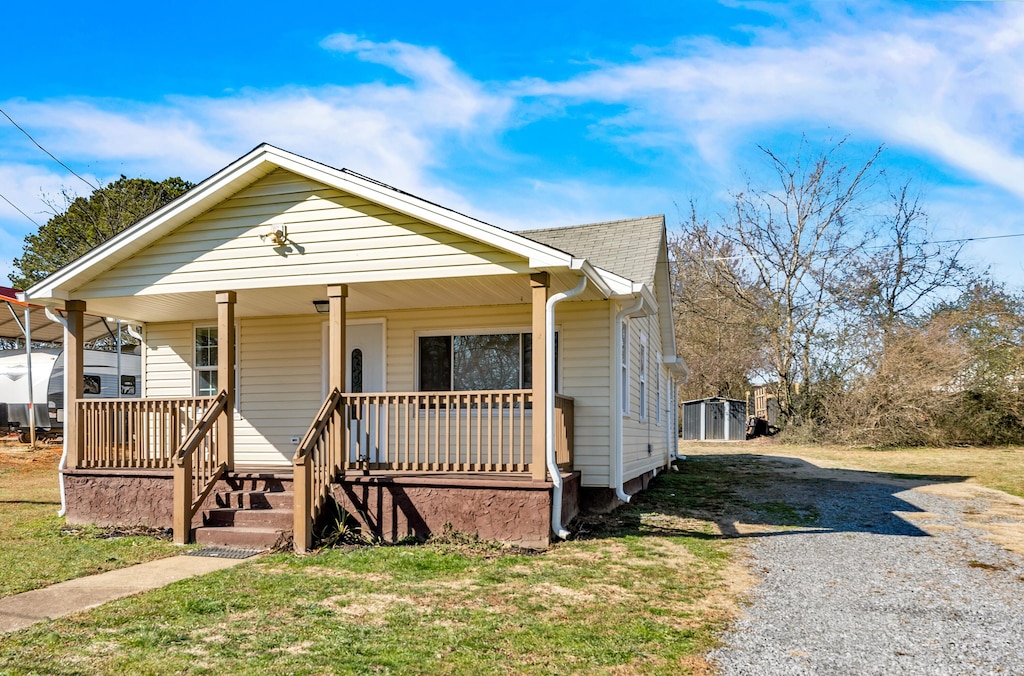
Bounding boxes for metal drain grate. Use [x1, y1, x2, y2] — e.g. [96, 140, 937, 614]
[185, 547, 263, 559]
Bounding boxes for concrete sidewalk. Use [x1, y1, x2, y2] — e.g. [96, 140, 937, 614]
[0, 555, 250, 634]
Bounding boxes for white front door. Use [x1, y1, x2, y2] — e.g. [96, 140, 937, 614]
[322, 321, 385, 396]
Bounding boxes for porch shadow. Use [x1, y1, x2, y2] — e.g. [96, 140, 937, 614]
[337, 483, 429, 542]
[574, 453, 971, 542]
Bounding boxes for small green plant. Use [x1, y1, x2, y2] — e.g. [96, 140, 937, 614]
[315, 498, 367, 549]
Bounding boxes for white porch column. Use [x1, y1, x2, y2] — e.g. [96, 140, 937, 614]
[64, 300, 86, 468]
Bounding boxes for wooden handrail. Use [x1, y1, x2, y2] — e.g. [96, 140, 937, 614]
[173, 390, 229, 545]
[293, 388, 346, 553]
[294, 388, 343, 463]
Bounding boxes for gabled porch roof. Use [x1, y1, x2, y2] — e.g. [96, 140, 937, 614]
[24, 145, 621, 319]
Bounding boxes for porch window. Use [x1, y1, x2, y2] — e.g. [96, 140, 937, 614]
[418, 332, 558, 392]
[194, 327, 218, 396]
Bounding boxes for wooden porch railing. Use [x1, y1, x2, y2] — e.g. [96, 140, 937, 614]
[172, 390, 228, 545]
[293, 388, 345, 553]
[77, 397, 218, 469]
[553, 394, 575, 471]
[343, 390, 534, 472]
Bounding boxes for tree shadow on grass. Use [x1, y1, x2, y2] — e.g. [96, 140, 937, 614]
[575, 453, 970, 542]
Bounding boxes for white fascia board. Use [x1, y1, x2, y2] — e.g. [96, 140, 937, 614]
[664, 356, 691, 380]
[266, 149, 573, 268]
[25, 148, 277, 302]
[570, 258, 614, 298]
[594, 267, 639, 298]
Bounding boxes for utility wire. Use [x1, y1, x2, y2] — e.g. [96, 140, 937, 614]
[0, 191, 39, 226]
[0, 105, 98, 191]
[687, 231, 1024, 262]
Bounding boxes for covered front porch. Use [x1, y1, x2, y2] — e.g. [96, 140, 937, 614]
[59, 273, 584, 551]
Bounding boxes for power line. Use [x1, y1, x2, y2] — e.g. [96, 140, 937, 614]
[683, 230, 1024, 262]
[0, 105, 98, 191]
[0, 191, 39, 227]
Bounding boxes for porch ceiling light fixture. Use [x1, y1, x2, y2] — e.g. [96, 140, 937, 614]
[312, 300, 330, 314]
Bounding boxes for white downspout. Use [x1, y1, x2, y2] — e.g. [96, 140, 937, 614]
[546, 275, 588, 540]
[45, 306, 70, 518]
[613, 296, 646, 504]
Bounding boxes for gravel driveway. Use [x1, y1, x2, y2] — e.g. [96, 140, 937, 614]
[702, 452, 1024, 675]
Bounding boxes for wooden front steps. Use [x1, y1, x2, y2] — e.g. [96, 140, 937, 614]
[194, 471, 293, 549]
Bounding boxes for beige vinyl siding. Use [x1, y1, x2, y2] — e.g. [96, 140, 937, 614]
[383, 300, 613, 487]
[140, 300, 615, 476]
[144, 323, 193, 397]
[558, 301, 612, 487]
[75, 169, 530, 298]
[622, 312, 669, 482]
[234, 315, 323, 466]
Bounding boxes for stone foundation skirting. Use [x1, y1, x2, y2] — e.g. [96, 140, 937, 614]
[331, 472, 581, 550]
[62, 469, 178, 528]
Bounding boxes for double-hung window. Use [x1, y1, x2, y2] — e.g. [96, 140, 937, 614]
[621, 321, 630, 415]
[418, 331, 557, 392]
[655, 352, 662, 425]
[639, 332, 648, 421]
[194, 326, 218, 396]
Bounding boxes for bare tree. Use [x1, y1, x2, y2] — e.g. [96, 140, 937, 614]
[691, 138, 881, 421]
[670, 208, 762, 401]
[850, 182, 974, 332]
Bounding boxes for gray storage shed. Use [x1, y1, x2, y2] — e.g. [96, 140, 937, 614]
[681, 397, 747, 441]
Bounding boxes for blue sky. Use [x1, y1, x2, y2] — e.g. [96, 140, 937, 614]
[3, 0, 1024, 288]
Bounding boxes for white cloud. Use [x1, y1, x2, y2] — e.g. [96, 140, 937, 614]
[518, 3, 1024, 200]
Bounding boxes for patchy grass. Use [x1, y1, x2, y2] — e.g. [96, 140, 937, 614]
[0, 464, 747, 675]
[0, 440, 181, 598]
[693, 440, 1024, 500]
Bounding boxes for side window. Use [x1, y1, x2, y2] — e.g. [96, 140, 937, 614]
[121, 375, 137, 396]
[639, 332, 648, 421]
[195, 326, 218, 396]
[621, 321, 630, 415]
[656, 352, 662, 425]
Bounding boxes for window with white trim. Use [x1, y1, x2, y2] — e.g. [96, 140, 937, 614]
[656, 352, 662, 425]
[418, 331, 558, 392]
[639, 332, 648, 421]
[621, 321, 630, 415]
[194, 326, 218, 396]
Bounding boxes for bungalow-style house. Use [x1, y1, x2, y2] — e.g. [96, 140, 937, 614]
[24, 145, 688, 551]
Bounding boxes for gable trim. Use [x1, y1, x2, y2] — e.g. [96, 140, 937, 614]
[26, 145, 578, 302]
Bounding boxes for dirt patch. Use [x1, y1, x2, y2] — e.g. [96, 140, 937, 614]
[322, 592, 419, 624]
[0, 443, 61, 470]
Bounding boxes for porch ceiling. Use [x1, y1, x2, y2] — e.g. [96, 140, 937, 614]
[75, 269, 605, 324]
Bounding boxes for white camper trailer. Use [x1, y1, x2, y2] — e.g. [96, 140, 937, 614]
[0, 348, 141, 442]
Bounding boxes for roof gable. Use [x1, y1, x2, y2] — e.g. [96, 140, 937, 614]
[26, 144, 576, 302]
[520, 215, 665, 285]
[74, 168, 532, 298]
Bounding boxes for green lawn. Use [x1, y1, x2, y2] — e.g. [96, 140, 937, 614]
[0, 463, 740, 675]
[683, 441, 1024, 500]
[0, 443, 183, 597]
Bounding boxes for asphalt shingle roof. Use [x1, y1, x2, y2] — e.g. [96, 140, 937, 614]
[519, 215, 665, 285]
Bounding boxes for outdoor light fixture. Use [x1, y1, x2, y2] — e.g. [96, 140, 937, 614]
[312, 300, 330, 314]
